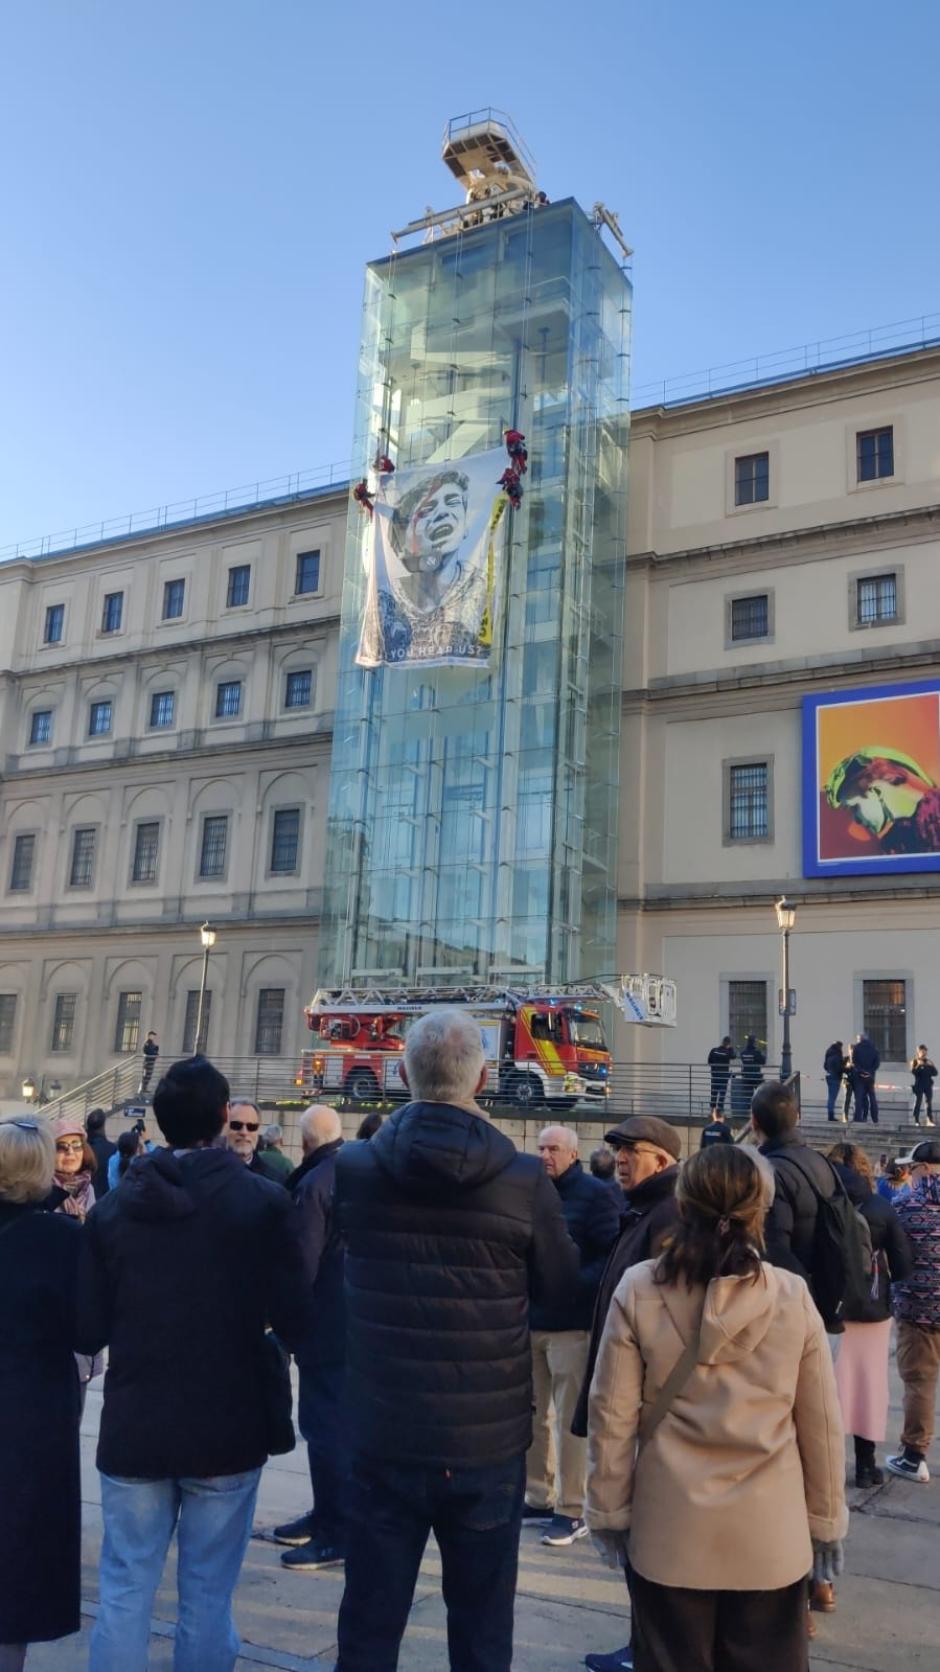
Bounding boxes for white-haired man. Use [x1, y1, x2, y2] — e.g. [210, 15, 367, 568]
[526, 1125, 620, 1547]
[333, 1008, 579, 1672]
[272, 1105, 348, 1569]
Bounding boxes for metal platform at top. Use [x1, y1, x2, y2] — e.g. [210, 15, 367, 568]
[442, 107, 538, 198]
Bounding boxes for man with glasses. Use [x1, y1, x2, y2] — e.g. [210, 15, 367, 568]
[573, 1116, 682, 1672]
[224, 1099, 287, 1185]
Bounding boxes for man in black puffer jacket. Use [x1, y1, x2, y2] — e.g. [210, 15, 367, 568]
[526, 1125, 621, 1547]
[333, 1008, 579, 1672]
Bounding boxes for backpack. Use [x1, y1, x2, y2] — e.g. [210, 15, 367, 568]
[772, 1153, 871, 1333]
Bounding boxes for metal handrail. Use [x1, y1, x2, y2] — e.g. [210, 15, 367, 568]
[41, 1059, 142, 1123]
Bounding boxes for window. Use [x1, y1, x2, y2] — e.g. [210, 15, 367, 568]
[182, 989, 212, 1054]
[69, 827, 97, 888]
[149, 690, 176, 729]
[51, 993, 77, 1053]
[9, 834, 35, 892]
[728, 980, 768, 1050]
[44, 603, 64, 644]
[255, 988, 285, 1055]
[199, 815, 229, 879]
[856, 573, 897, 626]
[162, 578, 185, 620]
[857, 426, 894, 482]
[88, 700, 112, 737]
[730, 594, 769, 642]
[226, 564, 251, 608]
[131, 821, 160, 884]
[734, 452, 769, 506]
[295, 550, 320, 595]
[0, 994, 16, 1054]
[215, 680, 242, 719]
[285, 669, 313, 709]
[29, 709, 52, 746]
[114, 991, 142, 1054]
[270, 808, 300, 874]
[727, 762, 769, 841]
[862, 979, 907, 1061]
[102, 591, 124, 634]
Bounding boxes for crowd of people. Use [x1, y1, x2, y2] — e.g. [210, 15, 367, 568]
[0, 1016, 938, 1672]
[709, 1030, 938, 1126]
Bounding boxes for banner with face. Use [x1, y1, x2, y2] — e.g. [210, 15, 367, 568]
[356, 449, 508, 669]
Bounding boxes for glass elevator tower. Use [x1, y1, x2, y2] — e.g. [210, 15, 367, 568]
[320, 116, 631, 988]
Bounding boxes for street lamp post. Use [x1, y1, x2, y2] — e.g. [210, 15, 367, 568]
[195, 921, 216, 1055]
[775, 896, 797, 1081]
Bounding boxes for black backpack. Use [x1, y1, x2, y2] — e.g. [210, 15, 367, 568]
[772, 1153, 871, 1333]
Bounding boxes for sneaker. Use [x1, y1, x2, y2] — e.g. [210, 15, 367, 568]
[280, 1538, 345, 1571]
[521, 1501, 555, 1524]
[585, 1650, 634, 1671]
[886, 1452, 930, 1483]
[271, 1510, 318, 1546]
[541, 1513, 589, 1546]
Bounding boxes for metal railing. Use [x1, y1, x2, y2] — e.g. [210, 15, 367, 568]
[41, 1060, 142, 1124]
[0, 462, 352, 565]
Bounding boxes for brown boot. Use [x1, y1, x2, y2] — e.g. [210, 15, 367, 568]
[811, 1579, 836, 1612]
[807, 1609, 817, 1641]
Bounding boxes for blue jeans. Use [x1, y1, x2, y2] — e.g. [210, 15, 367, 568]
[299, 1361, 350, 1542]
[826, 1073, 843, 1118]
[90, 1468, 261, 1672]
[336, 1452, 525, 1671]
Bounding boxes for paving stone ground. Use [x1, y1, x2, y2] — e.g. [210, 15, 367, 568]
[26, 1351, 939, 1670]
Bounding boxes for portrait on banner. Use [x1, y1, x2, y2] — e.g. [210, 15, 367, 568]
[356, 448, 508, 669]
[802, 679, 940, 877]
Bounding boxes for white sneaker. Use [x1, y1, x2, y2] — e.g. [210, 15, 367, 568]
[886, 1453, 930, 1483]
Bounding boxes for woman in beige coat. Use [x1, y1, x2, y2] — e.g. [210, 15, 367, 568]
[586, 1144, 847, 1672]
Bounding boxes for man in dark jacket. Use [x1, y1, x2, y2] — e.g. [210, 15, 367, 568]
[752, 1080, 838, 1305]
[576, 1115, 681, 1672]
[274, 1105, 349, 1572]
[76, 1056, 305, 1672]
[85, 1107, 116, 1199]
[850, 1032, 880, 1123]
[707, 1037, 735, 1114]
[525, 1125, 620, 1547]
[333, 1008, 579, 1672]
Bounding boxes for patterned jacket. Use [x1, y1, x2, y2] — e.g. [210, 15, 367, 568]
[893, 1174, 940, 1330]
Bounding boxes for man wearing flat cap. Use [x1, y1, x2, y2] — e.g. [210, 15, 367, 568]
[574, 1116, 682, 1672]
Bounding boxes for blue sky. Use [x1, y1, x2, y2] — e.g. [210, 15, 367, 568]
[2, 0, 938, 548]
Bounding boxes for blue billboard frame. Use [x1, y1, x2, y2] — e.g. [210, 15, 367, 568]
[802, 678, 940, 878]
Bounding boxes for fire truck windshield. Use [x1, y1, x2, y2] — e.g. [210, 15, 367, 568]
[565, 1011, 606, 1050]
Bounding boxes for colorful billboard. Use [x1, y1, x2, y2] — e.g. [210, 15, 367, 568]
[802, 679, 940, 876]
[356, 448, 507, 669]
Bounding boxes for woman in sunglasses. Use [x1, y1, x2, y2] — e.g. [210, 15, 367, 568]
[0, 1116, 83, 1671]
[48, 1114, 97, 1222]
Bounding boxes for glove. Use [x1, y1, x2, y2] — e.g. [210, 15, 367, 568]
[590, 1529, 630, 1571]
[812, 1538, 845, 1584]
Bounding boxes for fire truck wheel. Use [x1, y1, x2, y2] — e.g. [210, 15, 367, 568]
[510, 1072, 543, 1109]
[348, 1070, 381, 1103]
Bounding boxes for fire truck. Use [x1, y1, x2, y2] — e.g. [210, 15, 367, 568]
[296, 975, 676, 1110]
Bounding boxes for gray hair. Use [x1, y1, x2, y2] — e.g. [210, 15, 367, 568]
[299, 1104, 343, 1148]
[262, 1123, 283, 1145]
[230, 1097, 260, 1115]
[538, 1124, 580, 1152]
[404, 1008, 486, 1104]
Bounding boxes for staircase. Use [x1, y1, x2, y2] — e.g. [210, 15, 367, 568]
[41, 1060, 142, 1124]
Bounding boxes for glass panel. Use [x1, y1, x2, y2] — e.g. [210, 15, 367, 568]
[150, 691, 175, 728]
[295, 551, 320, 595]
[163, 579, 185, 619]
[863, 978, 906, 1060]
[728, 763, 768, 839]
[255, 989, 285, 1054]
[271, 808, 300, 874]
[132, 822, 160, 884]
[728, 980, 768, 1050]
[44, 604, 64, 644]
[102, 591, 123, 633]
[215, 681, 242, 718]
[285, 670, 313, 709]
[115, 991, 142, 1054]
[226, 565, 250, 607]
[51, 993, 77, 1052]
[857, 574, 896, 624]
[0, 995, 16, 1053]
[200, 816, 228, 878]
[320, 203, 630, 987]
[89, 701, 112, 736]
[731, 595, 769, 640]
[69, 827, 96, 888]
[29, 709, 52, 745]
[10, 834, 35, 891]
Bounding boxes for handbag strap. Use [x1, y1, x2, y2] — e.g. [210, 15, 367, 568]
[639, 1312, 704, 1447]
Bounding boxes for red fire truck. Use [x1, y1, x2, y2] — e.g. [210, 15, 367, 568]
[296, 976, 676, 1109]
